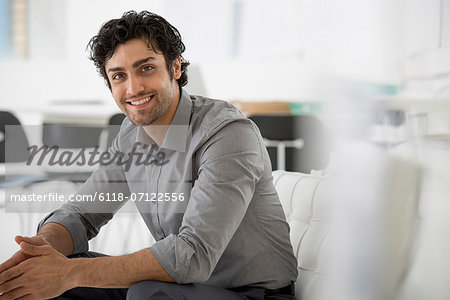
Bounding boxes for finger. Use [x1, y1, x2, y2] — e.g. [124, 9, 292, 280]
[0, 286, 28, 300]
[0, 252, 25, 274]
[14, 236, 29, 245]
[15, 236, 48, 247]
[0, 258, 14, 274]
[15, 294, 35, 300]
[19, 243, 52, 257]
[29, 236, 49, 246]
[0, 267, 24, 291]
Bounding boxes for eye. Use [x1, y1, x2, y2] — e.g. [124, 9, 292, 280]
[142, 65, 154, 72]
[112, 73, 125, 80]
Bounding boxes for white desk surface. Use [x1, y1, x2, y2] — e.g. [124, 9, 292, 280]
[1, 101, 121, 125]
[377, 97, 450, 112]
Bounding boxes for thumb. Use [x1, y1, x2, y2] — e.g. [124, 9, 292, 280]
[20, 242, 52, 256]
[15, 235, 49, 246]
[15, 235, 30, 245]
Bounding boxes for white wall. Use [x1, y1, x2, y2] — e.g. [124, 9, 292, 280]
[1, 0, 435, 115]
[0, 0, 166, 118]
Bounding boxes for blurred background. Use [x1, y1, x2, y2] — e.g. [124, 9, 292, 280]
[1, 0, 450, 299]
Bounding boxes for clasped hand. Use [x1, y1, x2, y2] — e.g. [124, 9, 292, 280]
[0, 236, 73, 300]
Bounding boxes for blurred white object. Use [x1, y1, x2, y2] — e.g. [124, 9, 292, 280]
[273, 142, 421, 300]
[330, 143, 421, 300]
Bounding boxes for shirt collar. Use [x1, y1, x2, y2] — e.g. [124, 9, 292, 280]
[159, 88, 192, 152]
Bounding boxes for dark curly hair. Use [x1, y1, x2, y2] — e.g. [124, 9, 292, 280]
[87, 11, 189, 90]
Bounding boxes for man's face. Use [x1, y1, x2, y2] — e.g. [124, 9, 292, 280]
[105, 38, 181, 126]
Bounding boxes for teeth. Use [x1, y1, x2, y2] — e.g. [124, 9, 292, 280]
[130, 96, 151, 105]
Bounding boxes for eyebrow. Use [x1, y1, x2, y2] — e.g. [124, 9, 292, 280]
[107, 56, 156, 73]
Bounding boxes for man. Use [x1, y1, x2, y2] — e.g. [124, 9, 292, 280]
[0, 11, 297, 300]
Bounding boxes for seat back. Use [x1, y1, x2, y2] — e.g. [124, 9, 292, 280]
[0, 111, 30, 163]
[106, 113, 126, 148]
[273, 170, 334, 300]
[42, 124, 104, 148]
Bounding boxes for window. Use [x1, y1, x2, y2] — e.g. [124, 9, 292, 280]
[0, 0, 27, 58]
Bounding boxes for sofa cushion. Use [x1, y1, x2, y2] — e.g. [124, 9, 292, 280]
[273, 170, 334, 300]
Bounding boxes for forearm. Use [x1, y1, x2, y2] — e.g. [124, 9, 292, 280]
[37, 222, 74, 256]
[69, 248, 173, 289]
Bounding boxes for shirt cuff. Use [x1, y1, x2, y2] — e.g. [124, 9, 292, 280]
[37, 212, 89, 254]
[150, 234, 196, 284]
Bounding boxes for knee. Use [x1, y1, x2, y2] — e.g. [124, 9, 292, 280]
[126, 281, 175, 300]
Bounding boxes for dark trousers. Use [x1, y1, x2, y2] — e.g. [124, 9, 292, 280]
[53, 252, 295, 300]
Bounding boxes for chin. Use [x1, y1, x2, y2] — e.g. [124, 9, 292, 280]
[128, 116, 156, 126]
[129, 119, 151, 126]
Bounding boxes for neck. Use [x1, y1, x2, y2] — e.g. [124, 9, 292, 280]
[143, 84, 181, 146]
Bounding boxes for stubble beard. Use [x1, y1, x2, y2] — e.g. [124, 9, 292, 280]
[124, 90, 173, 126]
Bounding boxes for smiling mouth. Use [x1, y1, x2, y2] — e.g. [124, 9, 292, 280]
[128, 95, 153, 106]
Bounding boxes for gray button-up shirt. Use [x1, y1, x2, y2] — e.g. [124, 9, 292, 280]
[38, 89, 298, 289]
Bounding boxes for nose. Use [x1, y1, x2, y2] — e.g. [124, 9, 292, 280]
[126, 74, 145, 96]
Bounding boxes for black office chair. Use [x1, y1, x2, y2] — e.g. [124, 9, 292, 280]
[41, 123, 106, 183]
[106, 113, 126, 148]
[0, 111, 30, 163]
[42, 123, 104, 148]
[249, 115, 330, 173]
[0, 112, 80, 234]
[0, 111, 50, 197]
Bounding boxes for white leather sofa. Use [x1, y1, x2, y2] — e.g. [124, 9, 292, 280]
[273, 170, 333, 300]
[273, 153, 421, 300]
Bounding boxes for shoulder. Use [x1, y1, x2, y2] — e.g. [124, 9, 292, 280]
[188, 95, 265, 158]
[189, 95, 256, 139]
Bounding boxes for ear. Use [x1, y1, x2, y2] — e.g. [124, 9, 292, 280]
[172, 56, 182, 80]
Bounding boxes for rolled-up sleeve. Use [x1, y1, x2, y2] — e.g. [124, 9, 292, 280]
[37, 211, 91, 254]
[150, 120, 264, 283]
